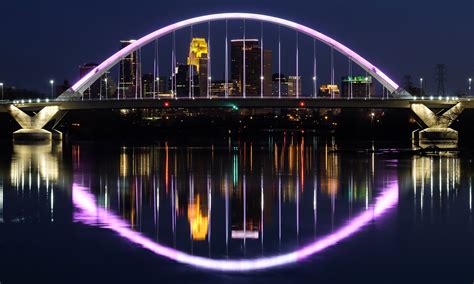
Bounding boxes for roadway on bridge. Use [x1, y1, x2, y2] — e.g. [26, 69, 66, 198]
[1, 98, 471, 113]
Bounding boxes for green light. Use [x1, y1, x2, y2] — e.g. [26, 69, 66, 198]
[343, 76, 372, 83]
[232, 105, 239, 110]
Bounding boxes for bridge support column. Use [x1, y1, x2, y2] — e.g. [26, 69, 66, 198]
[410, 103, 464, 149]
[9, 105, 62, 141]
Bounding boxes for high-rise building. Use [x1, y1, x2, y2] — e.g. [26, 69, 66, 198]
[79, 63, 99, 98]
[142, 73, 155, 98]
[272, 73, 289, 96]
[119, 40, 140, 98]
[157, 76, 170, 95]
[288, 76, 302, 97]
[231, 39, 272, 96]
[263, 49, 273, 96]
[79, 63, 114, 99]
[188, 38, 208, 97]
[210, 80, 233, 97]
[341, 76, 375, 98]
[319, 84, 340, 97]
[174, 63, 199, 97]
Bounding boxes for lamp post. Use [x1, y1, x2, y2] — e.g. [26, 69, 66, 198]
[419, 78, 423, 97]
[0, 83, 4, 100]
[50, 80, 55, 98]
[469, 78, 472, 96]
[104, 78, 108, 99]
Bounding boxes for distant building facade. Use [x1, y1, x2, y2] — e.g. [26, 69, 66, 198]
[188, 38, 209, 97]
[319, 84, 340, 98]
[231, 39, 272, 96]
[119, 40, 141, 98]
[287, 76, 302, 97]
[341, 76, 375, 98]
[272, 73, 289, 96]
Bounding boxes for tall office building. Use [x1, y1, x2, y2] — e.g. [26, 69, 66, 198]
[188, 38, 208, 97]
[119, 40, 141, 98]
[175, 63, 199, 97]
[142, 73, 155, 98]
[272, 73, 289, 96]
[288, 76, 302, 97]
[341, 76, 375, 98]
[79, 63, 115, 99]
[319, 84, 340, 97]
[263, 49, 273, 96]
[231, 39, 272, 96]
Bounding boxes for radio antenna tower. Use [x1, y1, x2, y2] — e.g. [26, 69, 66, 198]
[434, 64, 446, 97]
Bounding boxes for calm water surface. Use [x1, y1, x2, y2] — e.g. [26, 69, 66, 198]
[0, 136, 472, 283]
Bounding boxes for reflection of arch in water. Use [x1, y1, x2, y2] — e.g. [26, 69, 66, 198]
[73, 180, 398, 271]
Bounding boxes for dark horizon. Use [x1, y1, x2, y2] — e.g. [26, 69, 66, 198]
[0, 0, 472, 95]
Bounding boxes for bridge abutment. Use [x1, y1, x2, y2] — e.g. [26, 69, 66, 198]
[410, 103, 464, 149]
[9, 105, 62, 142]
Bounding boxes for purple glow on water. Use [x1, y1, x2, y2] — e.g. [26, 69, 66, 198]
[72, 180, 398, 272]
[68, 13, 399, 96]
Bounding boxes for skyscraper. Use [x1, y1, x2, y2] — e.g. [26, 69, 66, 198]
[341, 76, 375, 98]
[119, 40, 140, 98]
[175, 63, 199, 97]
[79, 63, 115, 99]
[79, 63, 99, 99]
[288, 76, 302, 97]
[188, 38, 208, 97]
[272, 73, 289, 96]
[231, 39, 272, 96]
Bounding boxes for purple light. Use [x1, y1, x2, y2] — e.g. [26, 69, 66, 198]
[67, 13, 399, 97]
[73, 180, 398, 272]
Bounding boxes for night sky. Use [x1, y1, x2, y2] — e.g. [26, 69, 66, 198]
[0, 0, 472, 95]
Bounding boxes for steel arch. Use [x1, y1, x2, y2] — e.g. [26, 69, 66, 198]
[62, 13, 405, 99]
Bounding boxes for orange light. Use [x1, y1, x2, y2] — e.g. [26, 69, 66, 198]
[164, 101, 170, 107]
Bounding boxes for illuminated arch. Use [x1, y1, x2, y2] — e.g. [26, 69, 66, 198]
[73, 180, 398, 272]
[61, 13, 407, 100]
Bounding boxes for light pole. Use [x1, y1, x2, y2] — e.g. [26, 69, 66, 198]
[0, 83, 4, 100]
[419, 78, 423, 97]
[469, 78, 472, 96]
[104, 78, 108, 99]
[50, 80, 55, 98]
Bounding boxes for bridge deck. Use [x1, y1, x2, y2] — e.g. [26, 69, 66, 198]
[1, 98, 472, 113]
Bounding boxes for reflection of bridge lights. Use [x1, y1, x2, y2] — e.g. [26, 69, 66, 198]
[73, 180, 398, 271]
[10, 144, 60, 187]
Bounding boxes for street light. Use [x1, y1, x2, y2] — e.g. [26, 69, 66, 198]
[469, 78, 472, 96]
[104, 78, 108, 99]
[419, 78, 423, 97]
[0, 83, 4, 100]
[49, 80, 55, 98]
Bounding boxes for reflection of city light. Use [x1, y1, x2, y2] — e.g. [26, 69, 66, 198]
[10, 144, 60, 187]
[73, 179, 398, 271]
[188, 195, 209, 240]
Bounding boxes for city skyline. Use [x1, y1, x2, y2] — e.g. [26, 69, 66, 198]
[0, 0, 472, 95]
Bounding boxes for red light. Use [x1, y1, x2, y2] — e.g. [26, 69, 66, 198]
[164, 102, 170, 107]
[299, 101, 305, 107]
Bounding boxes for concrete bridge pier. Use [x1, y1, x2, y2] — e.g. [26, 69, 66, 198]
[411, 102, 464, 149]
[9, 105, 63, 141]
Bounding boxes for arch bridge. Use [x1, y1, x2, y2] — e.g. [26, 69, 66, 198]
[0, 13, 466, 148]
